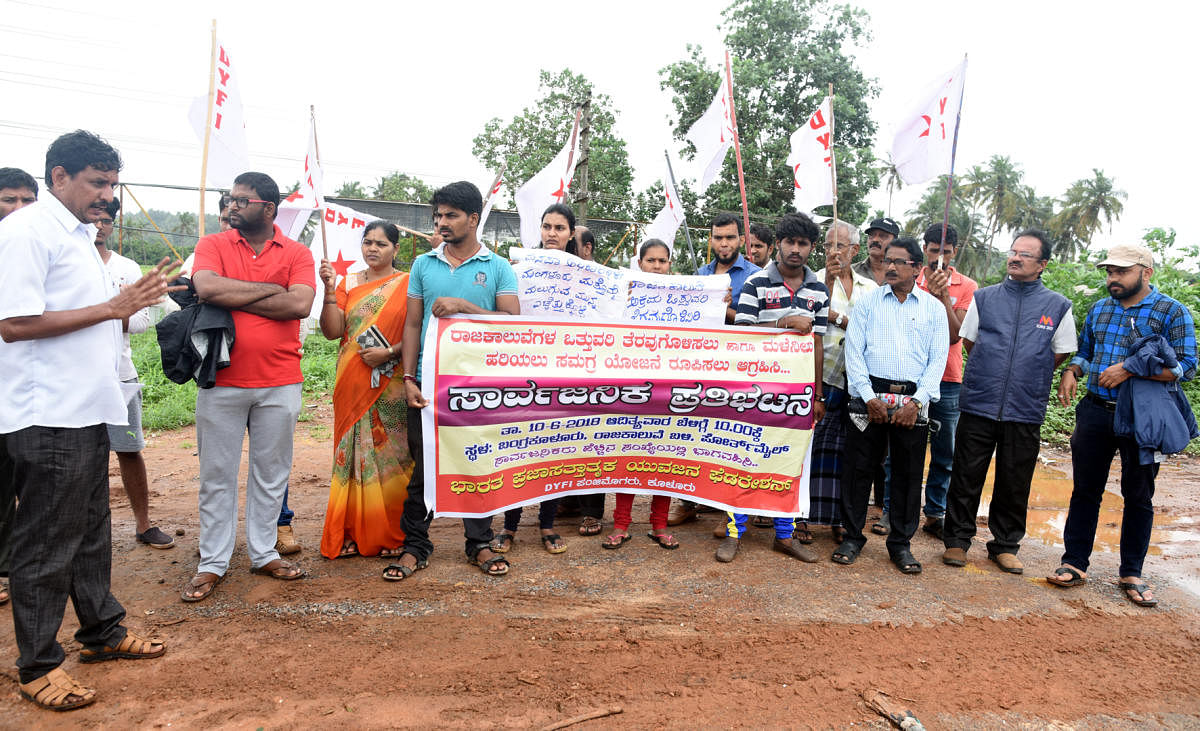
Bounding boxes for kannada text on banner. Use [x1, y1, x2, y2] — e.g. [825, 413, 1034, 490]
[421, 316, 816, 519]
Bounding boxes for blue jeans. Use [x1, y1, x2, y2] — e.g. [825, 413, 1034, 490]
[277, 486, 293, 526]
[880, 381, 960, 518]
[924, 381, 961, 518]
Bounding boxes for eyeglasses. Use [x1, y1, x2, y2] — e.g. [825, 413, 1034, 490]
[97, 218, 114, 226]
[228, 197, 269, 209]
[1007, 249, 1042, 261]
[881, 257, 915, 267]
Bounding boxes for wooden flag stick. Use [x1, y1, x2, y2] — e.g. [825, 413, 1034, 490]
[828, 83, 839, 229]
[198, 20, 217, 239]
[396, 224, 432, 241]
[123, 185, 185, 262]
[601, 224, 636, 267]
[938, 54, 968, 271]
[310, 105, 329, 260]
[725, 50, 751, 243]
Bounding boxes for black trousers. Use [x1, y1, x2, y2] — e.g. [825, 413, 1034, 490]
[943, 412, 1042, 555]
[840, 419, 928, 556]
[399, 414, 495, 561]
[578, 493, 605, 520]
[504, 499, 558, 532]
[5, 425, 127, 683]
[0, 443, 14, 577]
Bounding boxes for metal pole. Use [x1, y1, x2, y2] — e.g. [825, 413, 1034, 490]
[664, 150, 698, 272]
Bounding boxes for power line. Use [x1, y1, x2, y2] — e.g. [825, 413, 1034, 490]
[0, 23, 120, 49]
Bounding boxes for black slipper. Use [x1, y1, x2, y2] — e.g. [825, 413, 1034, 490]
[891, 549, 922, 574]
[831, 540, 862, 565]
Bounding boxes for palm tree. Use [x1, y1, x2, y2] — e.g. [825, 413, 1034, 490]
[1011, 184, 1054, 232]
[878, 153, 903, 217]
[1049, 169, 1127, 261]
[958, 155, 1025, 247]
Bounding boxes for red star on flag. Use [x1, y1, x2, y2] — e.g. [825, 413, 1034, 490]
[330, 250, 353, 277]
[551, 179, 567, 202]
[284, 189, 303, 203]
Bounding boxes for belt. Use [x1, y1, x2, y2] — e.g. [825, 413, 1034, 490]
[1085, 392, 1117, 411]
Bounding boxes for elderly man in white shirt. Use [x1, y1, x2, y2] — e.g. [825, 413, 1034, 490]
[0, 131, 177, 712]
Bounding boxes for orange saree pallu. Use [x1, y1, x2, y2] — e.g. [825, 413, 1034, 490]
[320, 272, 413, 559]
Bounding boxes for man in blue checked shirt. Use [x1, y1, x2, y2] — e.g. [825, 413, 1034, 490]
[1049, 242, 1196, 607]
[833, 237, 949, 574]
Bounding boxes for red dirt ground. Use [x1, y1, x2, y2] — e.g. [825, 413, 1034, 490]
[1, 405, 1198, 729]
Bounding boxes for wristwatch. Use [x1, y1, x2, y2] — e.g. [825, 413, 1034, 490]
[908, 397, 923, 410]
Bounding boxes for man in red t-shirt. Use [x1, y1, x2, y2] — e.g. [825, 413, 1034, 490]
[181, 172, 316, 602]
[914, 223, 977, 538]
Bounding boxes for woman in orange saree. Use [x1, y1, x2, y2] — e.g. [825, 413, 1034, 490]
[317, 222, 412, 560]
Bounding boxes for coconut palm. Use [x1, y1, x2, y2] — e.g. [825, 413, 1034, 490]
[958, 155, 1026, 247]
[1049, 169, 1127, 261]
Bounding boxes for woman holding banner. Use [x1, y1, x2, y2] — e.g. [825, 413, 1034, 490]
[316, 222, 413, 564]
[493, 204, 578, 554]
[602, 239, 680, 549]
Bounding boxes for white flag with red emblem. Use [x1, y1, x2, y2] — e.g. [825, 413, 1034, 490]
[515, 114, 582, 248]
[303, 201, 380, 316]
[477, 169, 504, 237]
[891, 57, 967, 185]
[787, 96, 835, 215]
[684, 73, 735, 193]
[287, 118, 325, 209]
[188, 37, 249, 188]
[641, 165, 685, 252]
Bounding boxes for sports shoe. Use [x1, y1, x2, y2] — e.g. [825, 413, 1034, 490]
[135, 526, 175, 549]
[275, 524, 301, 555]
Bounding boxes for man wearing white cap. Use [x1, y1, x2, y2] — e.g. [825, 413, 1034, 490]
[1050, 241, 1196, 607]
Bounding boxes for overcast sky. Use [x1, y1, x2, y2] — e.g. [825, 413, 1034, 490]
[1, 0, 1195, 256]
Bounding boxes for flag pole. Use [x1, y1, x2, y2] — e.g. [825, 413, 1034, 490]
[478, 161, 506, 239]
[828, 83, 838, 230]
[198, 19, 217, 238]
[310, 105, 329, 260]
[724, 50, 751, 240]
[938, 54, 968, 271]
[664, 150, 698, 271]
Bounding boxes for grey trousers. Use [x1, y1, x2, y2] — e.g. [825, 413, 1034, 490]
[4, 425, 127, 683]
[196, 384, 301, 575]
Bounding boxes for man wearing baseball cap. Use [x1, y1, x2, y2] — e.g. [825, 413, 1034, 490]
[1051, 241, 1196, 607]
[854, 217, 900, 286]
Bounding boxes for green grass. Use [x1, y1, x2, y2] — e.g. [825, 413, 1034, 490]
[132, 329, 338, 432]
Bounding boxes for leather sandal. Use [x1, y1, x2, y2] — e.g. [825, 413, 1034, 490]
[251, 559, 305, 580]
[382, 553, 428, 582]
[80, 630, 166, 663]
[181, 572, 222, 603]
[19, 667, 97, 711]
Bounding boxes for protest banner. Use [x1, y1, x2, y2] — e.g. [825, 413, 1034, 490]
[420, 316, 816, 519]
[511, 248, 728, 326]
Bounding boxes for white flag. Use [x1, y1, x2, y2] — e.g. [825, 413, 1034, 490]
[641, 166, 685, 252]
[514, 115, 581, 248]
[787, 96, 835, 215]
[188, 38, 249, 188]
[684, 73, 735, 193]
[305, 201, 381, 317]
[287, 118, 324, 209]
[477, 170, 504, 237]
[890, 58, 967, 185]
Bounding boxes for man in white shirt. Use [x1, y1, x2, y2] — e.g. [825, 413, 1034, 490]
[0, 167, 39, 610]
[0, 131, 177, 711]
[94, 198, 174, 548]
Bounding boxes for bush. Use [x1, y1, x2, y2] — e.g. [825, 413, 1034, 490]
[132, 329, 339, 432]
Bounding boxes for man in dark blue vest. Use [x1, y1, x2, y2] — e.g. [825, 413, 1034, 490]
[942, 230, 1076, 574]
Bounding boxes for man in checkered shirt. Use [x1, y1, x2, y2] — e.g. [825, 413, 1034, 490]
[1051, 242, 1196, 607]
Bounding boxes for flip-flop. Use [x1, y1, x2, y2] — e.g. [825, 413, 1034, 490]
[646, 531, 681, 550]
[541, 533, 568, 554]
[491, 533, 515, 553]
[1118, 580, 1159, 607]
[378, 546, 404, 558]
[337, 540, 359, 558]
[793, 521, 814, 544]
[602, 532, 632, 550]
[181, 572, 223, 602]
[251, 559, 305, 580]
[1046, 566, 1086, 587]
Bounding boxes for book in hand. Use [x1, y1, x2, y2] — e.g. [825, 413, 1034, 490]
[355, 325, 390, 351]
